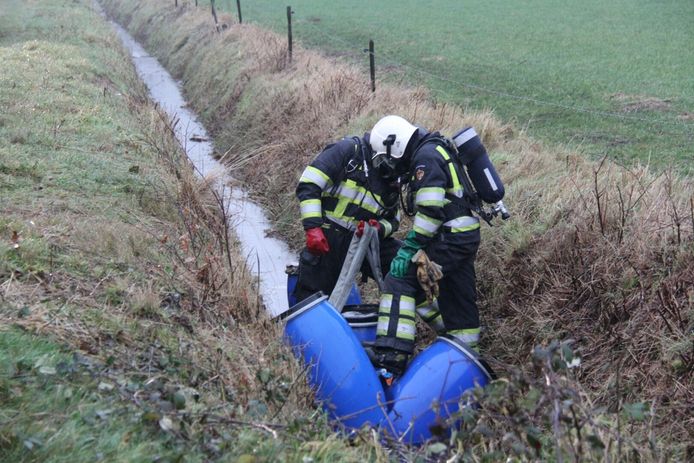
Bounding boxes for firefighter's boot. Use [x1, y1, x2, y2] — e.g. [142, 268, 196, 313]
[364, 345, 410, 378]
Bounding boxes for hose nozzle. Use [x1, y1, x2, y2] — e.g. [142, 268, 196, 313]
[493, 200, 510, 220]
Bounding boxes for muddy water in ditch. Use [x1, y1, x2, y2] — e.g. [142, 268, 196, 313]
[110, 22, 295, 317]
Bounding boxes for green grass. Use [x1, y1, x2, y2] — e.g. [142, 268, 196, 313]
[0, 329, 191, 463]
[0, 2, 214, 460]
[219, 0, 694, 170]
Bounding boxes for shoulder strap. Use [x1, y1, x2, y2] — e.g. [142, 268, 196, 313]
[328, 136, 363, 195]
[419, 134, 484, 213]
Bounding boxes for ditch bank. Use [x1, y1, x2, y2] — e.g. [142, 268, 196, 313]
[101, 0, 694, 453]
[107, 15, 295, 317]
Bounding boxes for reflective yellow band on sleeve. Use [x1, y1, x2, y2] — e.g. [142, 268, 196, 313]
[415, 187, 446, 207]
[379, 219, 392, 237]
[299, 166, 332, 189]
[413, 212, 442, 237]
[299, 199, 322, 219]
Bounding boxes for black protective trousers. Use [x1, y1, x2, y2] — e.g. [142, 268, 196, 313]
[374, 232, 481, 353]
[293, 224, 401, 303]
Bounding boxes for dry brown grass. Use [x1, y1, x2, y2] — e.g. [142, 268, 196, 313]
[100, 0, 694, 455]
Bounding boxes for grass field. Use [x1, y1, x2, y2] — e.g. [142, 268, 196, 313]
[219, 0, 694, 170]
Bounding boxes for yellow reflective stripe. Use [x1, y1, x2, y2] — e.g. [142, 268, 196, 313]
[449, 223, 481, 233]
[413, 212, 442, 237]
[299, 199, 322, 219]
[360, 191, 383, 214]
[333, 179, 358, 218]
[360, 193, 380, 214]
[430, 315, 445, 332]
[377, 317, 390, 335]
[436, 146, 463, 198]
[331, 181, 361, 200]
[328, 181, 387, 214]
[416, 305, 440, 322]
[300, 166, 332, 189]
[380, 294, 393, 312]
[379, 219, 392, 237]
[377, 293, 393, 335]
[448, 328, 480, 345]
[396, 319, 416, 340]
[415, 187, 446, 207]
[400, 296, 416, 318]
[444, 216, 480, 233]
[324, 211, 356, 230]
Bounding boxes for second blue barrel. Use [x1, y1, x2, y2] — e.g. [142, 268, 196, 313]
[286, 265, 362, 308]
[282, 293, 387, 430]
[341, 304, 378, 344]
[385, 335, 494, 444]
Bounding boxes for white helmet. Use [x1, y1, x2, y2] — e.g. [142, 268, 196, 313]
[369, 115, 418, 160]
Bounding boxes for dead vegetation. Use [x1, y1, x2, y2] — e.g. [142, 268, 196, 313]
[98, 0, 693, 458]
[610, 93, 673, 113]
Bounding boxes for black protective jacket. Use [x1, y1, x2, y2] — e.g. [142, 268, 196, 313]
[406, 131, 481, 247]
[296, 134, 400, 236]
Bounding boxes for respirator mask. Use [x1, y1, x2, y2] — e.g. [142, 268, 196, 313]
[370, 134, 401, 180]
[372, 153, 398, 179]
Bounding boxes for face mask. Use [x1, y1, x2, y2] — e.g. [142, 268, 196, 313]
[371, 153, 398, 179]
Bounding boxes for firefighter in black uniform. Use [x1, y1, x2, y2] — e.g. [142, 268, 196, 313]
[293, 133, 403, 303]
[365, 115, 483, 376]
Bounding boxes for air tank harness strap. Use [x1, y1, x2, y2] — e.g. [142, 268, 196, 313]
[427, 138, 484, 217]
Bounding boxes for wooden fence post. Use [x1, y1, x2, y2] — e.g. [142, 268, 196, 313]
[211, 0, 219, 30]
[287, 6, 293, 62]
[369, 39, 375, 92]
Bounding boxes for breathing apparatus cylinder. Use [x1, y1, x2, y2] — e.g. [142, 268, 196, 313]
[452, 127, 505, 204]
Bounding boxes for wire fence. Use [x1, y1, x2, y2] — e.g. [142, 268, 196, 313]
[290, 9, 692, 130]
[172, 0, 694, 165]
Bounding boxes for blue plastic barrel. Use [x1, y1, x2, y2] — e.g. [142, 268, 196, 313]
[286, 266, 299, 307]
[286, 268, 362, 308]
[346, 283, 362, 305]
[282, 294, 387, 430]
[385, 336, 493, 444]
[342, 304, 378, 344]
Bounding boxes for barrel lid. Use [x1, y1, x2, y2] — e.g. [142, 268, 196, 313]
[342, 303, 378, 313]
[341, 303, 377, 324]
[438, 335, 496, 380]
[278, 292, 326, 322]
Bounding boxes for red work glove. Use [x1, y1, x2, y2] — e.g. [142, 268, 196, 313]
[305, 227, 330, 255]
[355, 219, 382, 238]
